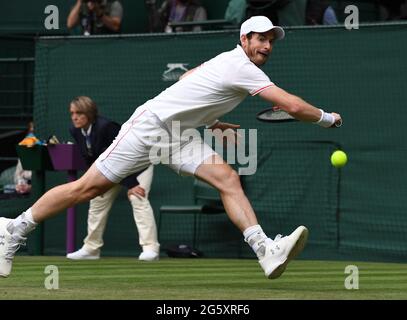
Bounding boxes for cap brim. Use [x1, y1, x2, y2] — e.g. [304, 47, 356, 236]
[271, 26, 285, 40]
[247, 25, 285, 40]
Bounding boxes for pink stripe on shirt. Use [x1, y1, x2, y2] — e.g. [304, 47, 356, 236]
[252, 83, 274, 96]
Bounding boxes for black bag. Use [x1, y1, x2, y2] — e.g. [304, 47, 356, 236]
[166, 244, 203, 258]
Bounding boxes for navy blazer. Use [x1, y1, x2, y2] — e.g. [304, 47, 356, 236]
[69, 115, 140, 189]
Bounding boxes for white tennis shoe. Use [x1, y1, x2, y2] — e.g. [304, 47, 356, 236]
[138, 249, 159, 261]
[0, 217, 28, 278]
[66, 247, 100, 260]
[259, 225, 309, 279]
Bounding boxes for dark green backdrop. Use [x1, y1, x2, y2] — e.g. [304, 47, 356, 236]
[31, 23, 407, 262]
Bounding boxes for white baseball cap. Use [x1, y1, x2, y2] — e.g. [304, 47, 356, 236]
[240, 16, 285, 40]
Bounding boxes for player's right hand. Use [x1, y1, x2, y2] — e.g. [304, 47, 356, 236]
[331, 112, 342, 128]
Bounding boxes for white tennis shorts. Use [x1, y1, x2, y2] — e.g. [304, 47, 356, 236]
[95, 107, 217, 184]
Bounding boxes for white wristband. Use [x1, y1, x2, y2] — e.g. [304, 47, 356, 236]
[206, 119, 219, 129]
[315, 109, 335, 128]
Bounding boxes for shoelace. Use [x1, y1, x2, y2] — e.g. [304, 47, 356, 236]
[264, 234, 283, 247]
[5, 234, 27, 261]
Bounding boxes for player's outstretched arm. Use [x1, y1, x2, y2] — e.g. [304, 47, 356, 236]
[259, 85, 341, 127]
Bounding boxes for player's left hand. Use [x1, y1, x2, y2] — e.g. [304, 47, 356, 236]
[210, 121, 242, 145]
[211, 121, 240, 131]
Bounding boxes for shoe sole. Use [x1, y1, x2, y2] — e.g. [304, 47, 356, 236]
[66, 256, 100, 260]
[268, 226, 309, 279]
[0, 218, 12, 278]
[138, 258, 159, 261]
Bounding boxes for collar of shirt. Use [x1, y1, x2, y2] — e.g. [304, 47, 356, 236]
[81, 124, 93, 138]
[236, 45, 250, 63]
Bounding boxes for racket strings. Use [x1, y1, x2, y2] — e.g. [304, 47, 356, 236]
[258, 109, 294, 121]
[270, 110, 294, 120]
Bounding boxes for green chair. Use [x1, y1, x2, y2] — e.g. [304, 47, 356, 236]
[158, 179, 225, 249]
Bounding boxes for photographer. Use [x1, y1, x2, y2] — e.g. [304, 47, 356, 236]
[67, 0, 123, 35]
[146, 0, 207, 33]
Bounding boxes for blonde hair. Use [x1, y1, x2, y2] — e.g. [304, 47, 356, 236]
[70, 96, 98, 123]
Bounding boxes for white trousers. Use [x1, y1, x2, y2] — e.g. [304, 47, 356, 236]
[82, 165, 159, 254]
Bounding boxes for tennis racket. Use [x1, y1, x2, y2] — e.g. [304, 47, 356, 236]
[256, 107, 342, 127]
[256, 107, 297, 123]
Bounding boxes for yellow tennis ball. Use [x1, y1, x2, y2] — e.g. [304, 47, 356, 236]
[331, 150, 348, 168]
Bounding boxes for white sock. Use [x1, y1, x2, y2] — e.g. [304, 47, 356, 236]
[8, 208, 37, 236]
[243, 225, 269, 258]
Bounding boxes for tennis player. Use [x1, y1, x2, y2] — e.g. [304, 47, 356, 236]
[0, 16, 341, 279]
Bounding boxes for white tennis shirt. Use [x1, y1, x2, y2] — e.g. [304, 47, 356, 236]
[141, 45, 274, 130]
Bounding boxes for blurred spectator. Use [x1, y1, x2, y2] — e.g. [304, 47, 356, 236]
[67, 0, 123, 35]
[306, 0, 338, 25]
[148, 0, 207, 33]
[378, 0, 407, 21]
[14, 121, 34, 195]
[246, 0, 291, 25]
[224, 0, 247, 25]
[14, 160, 32, 195]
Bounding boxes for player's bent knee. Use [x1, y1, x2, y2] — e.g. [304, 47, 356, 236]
[216, 169, 241, 192]
[70, 180, 108, 203]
